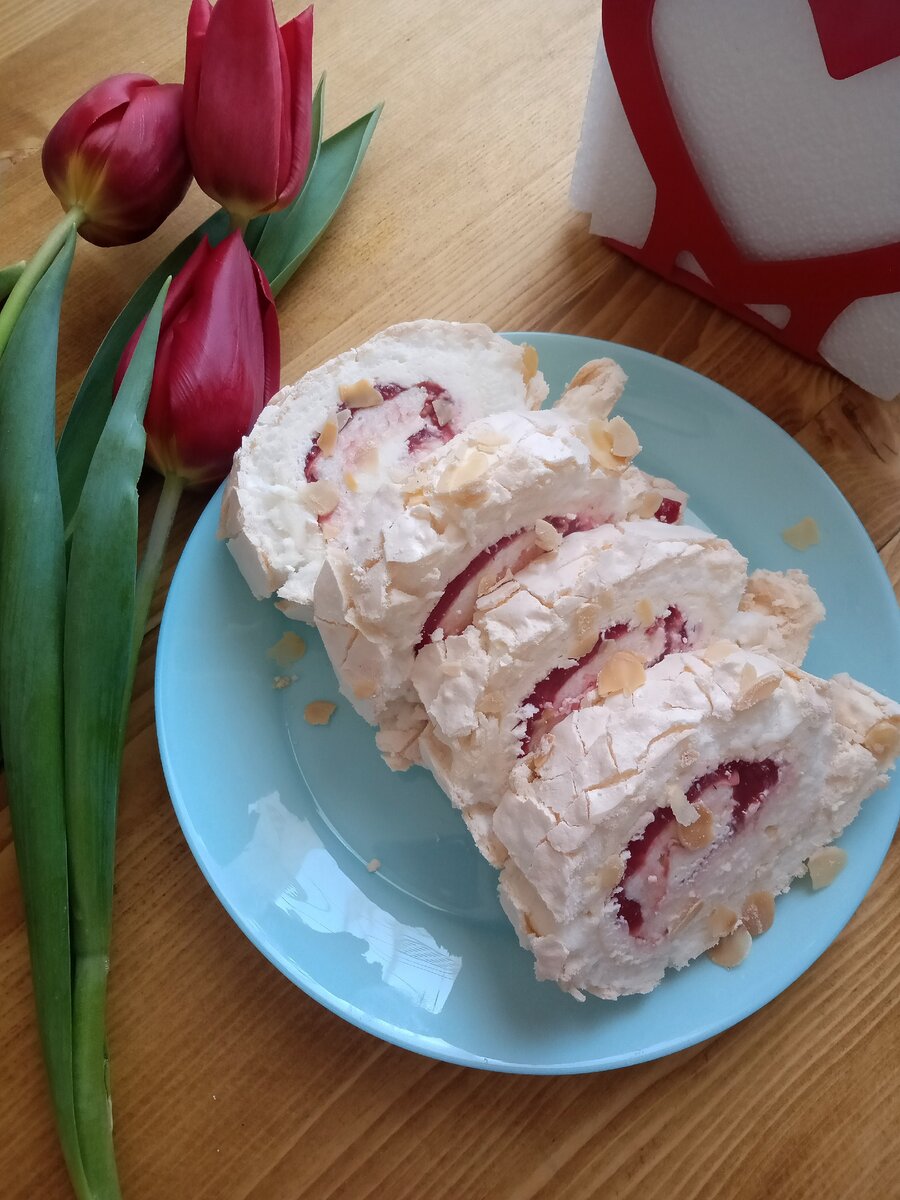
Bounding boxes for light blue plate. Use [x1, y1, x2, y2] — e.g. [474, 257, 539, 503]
[156, 333, 900, 1074]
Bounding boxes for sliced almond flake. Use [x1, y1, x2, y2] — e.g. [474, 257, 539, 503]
[534, 518, 563, 553]
[634, 490, 663, 519]
[316, 417, 339, 456]
[440, 659, 463, 677]
[303, 480, 340, 516]
[432, 397, 454, 427]
[570, 603, 602, 659]
[634, 597, 655, 627]
[352, 679, 378, 700]
[708, 926, 752, 968]
[477, 690, 505, 715]
[676, 802, 714, 850]
[339, 379, 382, 409]
[435, 449, 491, 495]
[580, 419, 619, 471]
[707, 906, 739, 939]
[863, 718, 900, 764]
[596, 650, 646, 698]
[607, 415, 641, 461]
[267, 632, 307, 666]
[702, 639, 739, 665]
[782, 516, 820, 551]
[735, 662, 781, 711]
[521, 343, 539, 385]
[807, 846, 847, 890]
[335, 407, 352, 430]
[742, 891, 775, 936]
[344, 472, 360, 494]
[304, 700, 337, 726]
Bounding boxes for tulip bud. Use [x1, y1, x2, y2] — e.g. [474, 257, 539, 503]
[42, 75, 192, 248]
[184, 0, 314, 220]
[115, 232, 280, 484]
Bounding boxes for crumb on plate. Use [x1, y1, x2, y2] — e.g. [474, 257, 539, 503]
[782, 516, 820, 551]
[366, 858, 381, 872]
[305, 700, 337, 726]
[268, 631, 307, 666]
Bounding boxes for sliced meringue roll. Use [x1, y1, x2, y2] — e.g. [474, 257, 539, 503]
[219, 320, 549, 622]
[314, 405, 686, 727]
[412, 522, 823, 863]
[494, 646, 900, 1000]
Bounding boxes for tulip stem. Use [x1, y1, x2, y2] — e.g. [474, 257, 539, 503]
[0, 208, 84, 361]
[131, 473, 185, 676]
[228, 211, 251, 234]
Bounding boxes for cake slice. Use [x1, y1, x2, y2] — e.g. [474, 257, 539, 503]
[219, 320, 550, 622]
[411, 522, 823, 863]
[493, 646, 899, 1000]
[314, 404, 685, 728]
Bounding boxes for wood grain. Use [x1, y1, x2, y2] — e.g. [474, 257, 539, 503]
[1, 2, 898, 1198]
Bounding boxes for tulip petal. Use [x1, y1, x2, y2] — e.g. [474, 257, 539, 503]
[187, 0, 286, 215]
[143, 234, 273, 481]
[42, 74, 154, 197]
[114, 237, 214, 394]
[183, 0, 212, 138]
[276, 6, 314, 205]
[250, 259, 281, 402]
[79, 84, 191, 246]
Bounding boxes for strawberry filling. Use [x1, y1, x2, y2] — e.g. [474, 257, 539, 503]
[615, 758, 779, 939]
[304, 380, 456, 485]
[654, 497, 682, 524]
[415, 514, 600, 652]
[520, 607, 689, 754]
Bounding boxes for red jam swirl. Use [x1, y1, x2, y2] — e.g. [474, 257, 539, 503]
[304, 380, 456, 484]
[520, 607, 688, 755]
[415, 514, 600, 653]
[616, 758, 779, 937]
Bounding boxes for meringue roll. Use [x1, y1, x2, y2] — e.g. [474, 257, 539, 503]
[219, 320, 549, 622]
[314, 403, 685, 728]
[494, 646, 900, 1000]
[411, 522, 824, 863]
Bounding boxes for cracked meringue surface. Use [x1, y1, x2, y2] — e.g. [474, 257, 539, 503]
[314, 405, 685, 729]
[494, 647, 900, 1000]
[218, 320, 549, 623]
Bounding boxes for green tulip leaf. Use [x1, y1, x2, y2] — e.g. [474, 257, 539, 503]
[0, 229, 92, 1197]
[257, 102, 383, 296]
[63, 279, 170, 1194]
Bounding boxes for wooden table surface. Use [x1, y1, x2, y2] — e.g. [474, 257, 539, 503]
[2, 2, 899, 1197]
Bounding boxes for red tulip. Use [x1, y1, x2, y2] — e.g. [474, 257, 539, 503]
[115, 232, 280, 484]
[184, 0, 314, 220]
[42, 74, 192, 247]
